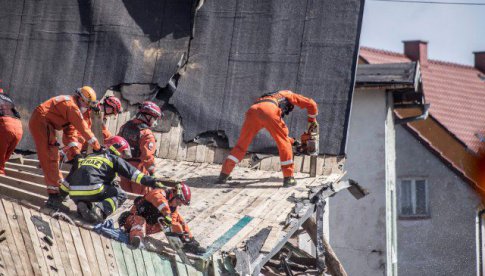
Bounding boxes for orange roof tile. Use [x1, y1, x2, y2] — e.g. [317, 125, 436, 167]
[360, 46, 485, 153]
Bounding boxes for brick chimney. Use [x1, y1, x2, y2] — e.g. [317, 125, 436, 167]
[403, 40, 428, 66]
[474, 51, 485, 73]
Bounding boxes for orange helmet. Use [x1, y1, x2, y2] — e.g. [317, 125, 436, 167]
[75, 86, 97, 106]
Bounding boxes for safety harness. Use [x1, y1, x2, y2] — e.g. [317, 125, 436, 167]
[254, 91, 294, 118]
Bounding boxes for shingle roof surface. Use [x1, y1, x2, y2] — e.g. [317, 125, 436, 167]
[360, 46, 485, 152]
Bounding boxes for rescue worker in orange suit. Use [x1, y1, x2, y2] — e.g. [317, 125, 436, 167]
[64, 136, 164, 223]
[118, 101, 161, 195]
[0, 88, 23, 175]
[29, 86, 101, 209]
[118, 183, 206, 254]
[60, 95, 123, 164]
[218, 90, 318, 187]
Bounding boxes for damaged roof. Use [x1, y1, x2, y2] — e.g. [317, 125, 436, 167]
[0, 156, 347, 275]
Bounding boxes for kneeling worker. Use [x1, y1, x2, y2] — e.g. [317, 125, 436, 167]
[64, 136, 163, 223]
[119, 183, 205, 254]
[218, 90, 318, 186]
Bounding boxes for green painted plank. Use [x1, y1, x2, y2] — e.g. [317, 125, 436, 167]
[175, 255, 189, 276]
[120, 243, 138, 276]
[150, 252, 174, 276]
[132, 248, 147, 276]
[141, 250, 156, 276]
[202, 215, 254, 259]
[111, 241, 129, 276]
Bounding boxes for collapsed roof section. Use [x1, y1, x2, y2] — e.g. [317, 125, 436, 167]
[0, 0, 364, 155]
[0, 155, 366, 275]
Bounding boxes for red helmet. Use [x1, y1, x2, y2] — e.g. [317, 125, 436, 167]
[138, 101, 162, 119]
[105, 136, 132, 159]
[170, 182, 191, 205]
[103, 96, 123, 115]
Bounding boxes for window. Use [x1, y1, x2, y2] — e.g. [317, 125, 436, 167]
[399, 179, 429, 218]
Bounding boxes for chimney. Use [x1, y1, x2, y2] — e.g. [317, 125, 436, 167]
[474, 52, 485, 73]
[403, 40, 428, 66]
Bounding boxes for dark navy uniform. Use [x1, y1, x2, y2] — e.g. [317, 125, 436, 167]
[63, 151, 160, 216]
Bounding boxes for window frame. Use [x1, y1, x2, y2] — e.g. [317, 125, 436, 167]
[398, 178, 430, 219]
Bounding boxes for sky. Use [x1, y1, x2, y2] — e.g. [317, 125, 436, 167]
[360, 0, 485, 66]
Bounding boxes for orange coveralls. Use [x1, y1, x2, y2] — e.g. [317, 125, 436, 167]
[124, 189, 192, 243]
[119, 119, 157, 195]
[62, 111, 113, 161]
[0, 117, 23, 175]
[221, 90, 318, 178]
[29, 95, 100, 194]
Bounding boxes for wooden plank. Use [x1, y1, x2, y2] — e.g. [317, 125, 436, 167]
[157, 131, 171, 158]
[132, 248, 148, 276]
[50, 218, 75, 275]
[90, 231, 110, 275]
[19, 206, 56, 276]
[260, 226, 283, 253]
[302, 155, 311, 173]
[0, 199, 26, 276]
[79, 227, 102, 276]
[150, 253, 174, 275]
[68, 225, 93, 275]
[58, 221, 83, 275]
[6, 162, 69, 177]
[39, 213, 66, 276]
[213, 147, 227, 164]
[175, 255, 189, 276]
[176, 139, 188, 162]
[167, 125, 182, 160]
[293, 155, 303, 173]
[5, 168, 46, 186]
[195, 144, 206, 163]
[101, 237, 120, 276]
[111, 241, 129, 276]
[1, 199, 36, 276]
[205, 146, 215, 164]
[0, 173, 46, 196]
[120, 243, 139, 276]
[316, 156, 325, 176]
[141, 250, 156, 276]
[185, 143, 197, 162]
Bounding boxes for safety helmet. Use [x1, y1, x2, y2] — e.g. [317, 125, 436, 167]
[169, 182, 191, 206]
[75, 86, 97, 106]
[138, 101, 162, 119]
[0, 88, 3, 94]
[103, 96, 123, 115]
[105, 136, 132, 159]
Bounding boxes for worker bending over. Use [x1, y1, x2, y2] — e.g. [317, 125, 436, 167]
[61, 95, 123, 164]
[64, 136, 164, 223]
[119, 183, 205, 254]
[0, 88, 23, 175]
[30, 86, 101, 209]
[218, 90, 318, 187]
[118, 101, 161, 194]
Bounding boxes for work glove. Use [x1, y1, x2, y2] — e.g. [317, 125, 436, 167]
[90, 101, 101, 115]
[154, 179, 165, 189]
[307, 121, 319, 134]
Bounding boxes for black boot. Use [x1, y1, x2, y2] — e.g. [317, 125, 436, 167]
[45, 193, 69, 211]
[183, 239, 206, 255]
[283, 177, 297, 187]
[215, 173, 231, 184]
[130, 236, 142, 249]
[77, 202, 105, 223]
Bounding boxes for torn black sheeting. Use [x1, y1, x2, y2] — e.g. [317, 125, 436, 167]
[31, 215, 53, 239]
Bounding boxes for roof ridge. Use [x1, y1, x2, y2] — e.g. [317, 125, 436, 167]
[361, 46, 480, 71]
[360, 46, 407, 58]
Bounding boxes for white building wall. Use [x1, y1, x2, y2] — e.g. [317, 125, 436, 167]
[329, 88, 388, 276]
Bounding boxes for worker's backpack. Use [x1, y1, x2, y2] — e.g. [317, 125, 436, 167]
[117, 120, 149, 159]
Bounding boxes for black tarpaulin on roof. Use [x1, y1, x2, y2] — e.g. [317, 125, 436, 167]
[0, 0, 364, 155]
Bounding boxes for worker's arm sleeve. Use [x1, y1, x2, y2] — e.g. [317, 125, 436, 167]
[62, 124, 80, 147]
[64, 103, 100, 150]
[113, 156, 158, 187]
[145, 192, 172, 224]
[139, 130, 157, 174]
[279, 90, 318, 122]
